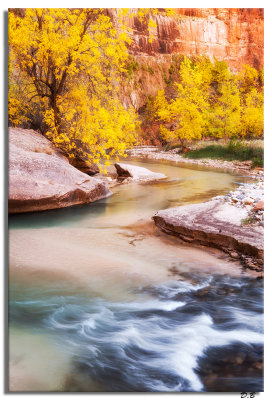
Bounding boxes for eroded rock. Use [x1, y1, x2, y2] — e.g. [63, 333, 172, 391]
[9, 128, 111, 213]
[153, 199, 264, 271]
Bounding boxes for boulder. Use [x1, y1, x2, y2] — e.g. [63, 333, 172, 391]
[153, 199, 264, 271]
[253, 200, 264, 211]
[9, 128, 111, 214]
[114, 162, 166, 182]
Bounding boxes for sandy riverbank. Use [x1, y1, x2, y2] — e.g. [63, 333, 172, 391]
[126, 146, 263, 177]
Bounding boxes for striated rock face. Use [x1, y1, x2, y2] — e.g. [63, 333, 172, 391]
[153, 198, 264, 272]
[126, 8, 263, 70]
[111, 8, 264, 110]
[9, 128, 111, 213]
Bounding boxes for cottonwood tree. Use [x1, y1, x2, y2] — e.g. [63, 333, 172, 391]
[238, 65, 264, 138]
[154, 56, 211, 150]
[240, 88, 264, 138]
[9, 8, 138, 166]
[213, 82, 241, 142]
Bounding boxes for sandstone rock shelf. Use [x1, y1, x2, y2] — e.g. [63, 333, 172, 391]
[9, 128, 111, 214]
[153, 199, 264, 272]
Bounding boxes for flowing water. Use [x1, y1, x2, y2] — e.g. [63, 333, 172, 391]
[8, 160, 263, 392]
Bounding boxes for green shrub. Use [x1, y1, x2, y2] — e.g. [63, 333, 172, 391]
[227, 138, 243, 153]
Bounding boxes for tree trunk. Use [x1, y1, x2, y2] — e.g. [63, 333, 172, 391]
[179, 137, 185, 149]
[50, 95, 62, 135]
[223, 114, 227, 145]
[179, 137, 189, 153]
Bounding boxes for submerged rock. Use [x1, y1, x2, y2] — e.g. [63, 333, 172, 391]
[9, 128, 111, 213]
[114, 162, 166, 182]
[153, 199, 264, 271]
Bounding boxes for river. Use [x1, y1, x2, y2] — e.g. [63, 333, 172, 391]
[8, 160, 263, 392]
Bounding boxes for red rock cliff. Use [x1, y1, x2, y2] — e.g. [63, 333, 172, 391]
[126, 8, 264, 71]
[110, 8, 264, 110]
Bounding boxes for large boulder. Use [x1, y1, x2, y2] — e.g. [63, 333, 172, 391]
[9, 128, 111, 213]
[114, 162, 166, 182]
[153, 199, 264, 272]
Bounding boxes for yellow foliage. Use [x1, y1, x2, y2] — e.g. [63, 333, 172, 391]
[9, 8, 138, 165]
[155, 57, 210, 145]
[153, 57, 263, 144]
[210, 76, 241, 141]
[238, 64, 259, 94]
[241, 89, 264, 137]
[238, 65, 264, 138]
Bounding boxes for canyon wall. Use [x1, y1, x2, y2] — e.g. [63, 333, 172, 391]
[127, 8, 264, 70]
[112, 8, 264, 110]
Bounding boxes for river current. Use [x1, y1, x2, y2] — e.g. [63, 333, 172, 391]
[9, 160, 263, 392]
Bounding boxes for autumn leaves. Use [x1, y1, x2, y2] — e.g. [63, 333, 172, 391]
[152, 57, 263, 148]
[9, 8, 138, 168]
[8, 9, 264, 167]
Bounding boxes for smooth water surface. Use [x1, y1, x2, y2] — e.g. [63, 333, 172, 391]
[9, 160, 263, 392]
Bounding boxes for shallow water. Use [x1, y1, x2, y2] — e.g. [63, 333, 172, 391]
[9, 160, 263, 392]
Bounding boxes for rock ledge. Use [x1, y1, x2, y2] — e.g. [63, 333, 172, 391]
[153, 199, 264, 272]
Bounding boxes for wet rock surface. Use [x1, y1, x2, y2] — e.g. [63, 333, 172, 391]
[153, 198, 264, 272]
[198, 343, 263, 392]
[9, 128, 111, 214]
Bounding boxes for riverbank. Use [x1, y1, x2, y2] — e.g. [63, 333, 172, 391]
[153, 198, 263, 275]
[127, 145, 264, 227]
[126, 146, 263, 177]
[9, 155, 264, 391]
[9, 129, 264, 274]
[125, 147, 264, 274]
